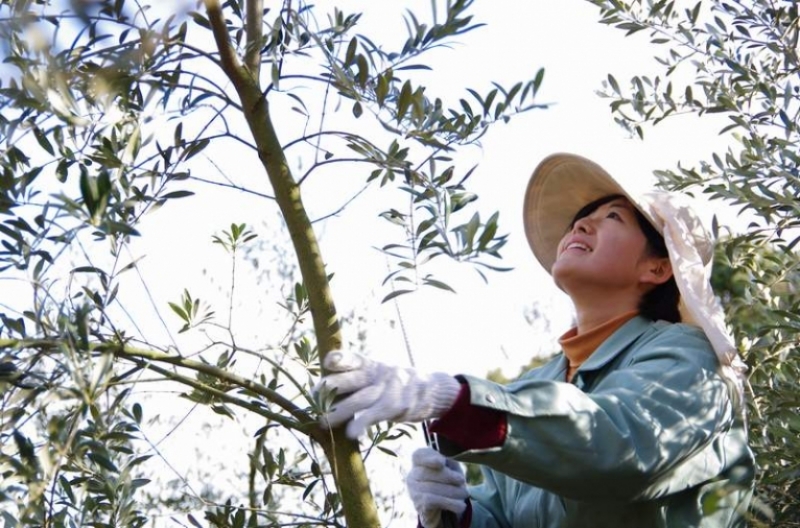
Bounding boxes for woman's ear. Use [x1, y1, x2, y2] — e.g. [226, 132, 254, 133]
[641, 257, 673, 286]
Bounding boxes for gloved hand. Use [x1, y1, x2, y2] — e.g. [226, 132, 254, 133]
[317, 350, 461, 439]
[406, 447, 469, 528]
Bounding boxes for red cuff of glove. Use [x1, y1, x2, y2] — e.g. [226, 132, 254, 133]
[429, 382, 507, 450]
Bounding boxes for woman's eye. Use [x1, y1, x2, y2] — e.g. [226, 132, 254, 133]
[607, 211, 622, 220]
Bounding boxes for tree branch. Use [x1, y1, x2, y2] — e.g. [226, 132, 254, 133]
[204, 0, 249, 91]
[282, 130, 360, 151]
[126, 356, 315, 436]
[245, 0, 264, 77]
[115, 345, 312, 423]
[298, 157, 374, 185]
[188, 174, 275, 200]
[0, 338, 316, 434]
[311, 183, 370, 224]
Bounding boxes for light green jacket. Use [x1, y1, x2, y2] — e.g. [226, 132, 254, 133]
[441, 316, 754, 528]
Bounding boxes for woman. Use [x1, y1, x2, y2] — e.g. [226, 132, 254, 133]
[318, 153, 754, 527]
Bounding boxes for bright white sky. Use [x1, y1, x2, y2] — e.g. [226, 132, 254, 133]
[17, 1, 739, 524]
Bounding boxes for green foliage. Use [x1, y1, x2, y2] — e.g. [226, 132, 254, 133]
[212, 223, 258, 253]
[168, 289, 216, 333]
[588, 0, 800, 524]
[1, 377, 149, 527]
[306, 0, 546, 299]
[0, 0, 544, 526]
[712, 238, 800, 525]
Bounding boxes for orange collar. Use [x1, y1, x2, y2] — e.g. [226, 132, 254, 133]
[559, 311, 639, 371]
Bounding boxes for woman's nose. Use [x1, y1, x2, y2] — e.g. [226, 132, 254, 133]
[572, 216, 594, 233]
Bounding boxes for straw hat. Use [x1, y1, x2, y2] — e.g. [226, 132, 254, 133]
[523, 152, 713, 274]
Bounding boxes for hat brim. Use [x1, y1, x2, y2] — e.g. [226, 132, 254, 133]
[524, 153, 652, 273]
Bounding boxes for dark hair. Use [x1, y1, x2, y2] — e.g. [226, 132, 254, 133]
[570, 195, 681, 323]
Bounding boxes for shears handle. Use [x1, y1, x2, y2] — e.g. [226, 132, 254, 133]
[422, 421, 461, 528]
[439, 511, 460, 528]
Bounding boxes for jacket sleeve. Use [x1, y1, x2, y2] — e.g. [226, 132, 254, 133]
[445, 324, 736, 502]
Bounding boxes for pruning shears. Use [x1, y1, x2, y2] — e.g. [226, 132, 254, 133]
[422, 421, 460, 528]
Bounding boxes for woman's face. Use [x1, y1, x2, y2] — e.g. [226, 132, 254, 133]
[552, 197, 666, 295]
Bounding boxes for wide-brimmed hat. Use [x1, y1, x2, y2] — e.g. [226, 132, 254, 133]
[523, 152, 745, 409]
[523, 152, 713, 273]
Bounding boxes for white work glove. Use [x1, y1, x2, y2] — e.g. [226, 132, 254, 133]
[406, 447, 469, 528]
[317, 350, 461, 439]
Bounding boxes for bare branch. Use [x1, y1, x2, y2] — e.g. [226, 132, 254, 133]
[312, 183, 371, 224]
[245, 0, 264, 77]
[298, 157, 374, 185]
[188, 173, 275, 200]
[204, 0, 249, 90]
[117, 345, 312, 423]
[0, 338, 316, 433]
[126, 356, 311, 435]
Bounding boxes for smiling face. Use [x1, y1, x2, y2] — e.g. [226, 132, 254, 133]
[551, 196, 671, 300]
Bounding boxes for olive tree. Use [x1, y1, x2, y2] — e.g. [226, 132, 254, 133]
[586, 0, 800, 524]
[0, 0, 544, 526]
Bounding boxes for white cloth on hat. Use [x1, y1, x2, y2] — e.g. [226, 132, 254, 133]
[638, 191, 748, 409]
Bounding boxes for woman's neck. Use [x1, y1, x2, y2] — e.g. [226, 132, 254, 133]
[571, 292, 640, 334]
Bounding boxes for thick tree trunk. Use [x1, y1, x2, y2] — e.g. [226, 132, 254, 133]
[203, 1, 381, 526]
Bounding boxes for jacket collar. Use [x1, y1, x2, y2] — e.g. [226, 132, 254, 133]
[575, 315, 652, 372]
